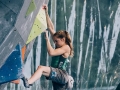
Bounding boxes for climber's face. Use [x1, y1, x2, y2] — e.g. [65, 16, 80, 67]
[53, 36, 65, 48]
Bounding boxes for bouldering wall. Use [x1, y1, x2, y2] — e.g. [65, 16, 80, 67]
[0, 0, 48, 89]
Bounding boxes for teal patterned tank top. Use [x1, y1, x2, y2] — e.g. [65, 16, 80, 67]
[51, 55, 69, 70]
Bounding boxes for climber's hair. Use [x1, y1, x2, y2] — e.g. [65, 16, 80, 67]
[53, 30, 74, 57]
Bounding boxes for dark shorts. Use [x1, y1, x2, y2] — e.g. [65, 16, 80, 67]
[46, 67, 68, 90]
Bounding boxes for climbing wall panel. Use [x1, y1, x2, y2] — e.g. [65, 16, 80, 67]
[26, 0, 36, 17]
[26, 8, 47, 44]
[0, 0, 24, 14]
[0, 44, 23, 84]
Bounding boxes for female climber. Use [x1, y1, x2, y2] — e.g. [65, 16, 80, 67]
[22, 4, 74, 90]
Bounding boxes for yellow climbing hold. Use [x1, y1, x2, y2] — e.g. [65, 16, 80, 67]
[26, 0, 36, 17]
[26, 8, 47, 44]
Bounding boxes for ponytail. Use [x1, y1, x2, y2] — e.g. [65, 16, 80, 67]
[64, 31, 74, 57]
